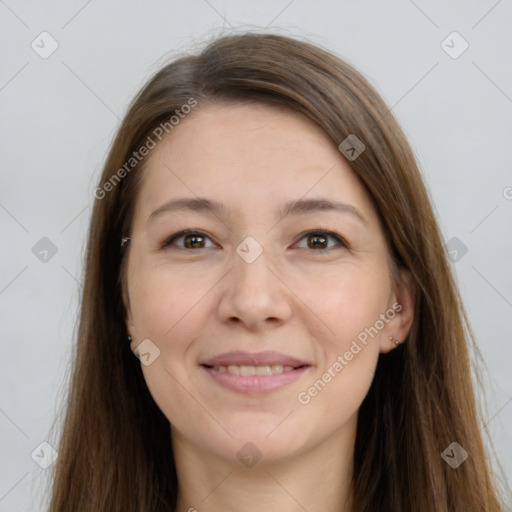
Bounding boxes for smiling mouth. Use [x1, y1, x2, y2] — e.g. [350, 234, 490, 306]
[201, 363, 309, 375]
[200, 363, 310, 395]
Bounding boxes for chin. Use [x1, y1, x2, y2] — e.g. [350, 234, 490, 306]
[225, 422, 306, 460]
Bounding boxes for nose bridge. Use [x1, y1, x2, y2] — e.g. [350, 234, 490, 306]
[231, 239, 278, 300]
[217, 237, 292, 328]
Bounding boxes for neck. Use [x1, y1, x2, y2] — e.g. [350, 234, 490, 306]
[172, 424, 355, 512]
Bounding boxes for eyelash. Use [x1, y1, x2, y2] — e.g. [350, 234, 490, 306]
[161, 229, 349, 251]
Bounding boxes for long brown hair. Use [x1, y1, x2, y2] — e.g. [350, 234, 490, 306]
[48, 32, 507, 511]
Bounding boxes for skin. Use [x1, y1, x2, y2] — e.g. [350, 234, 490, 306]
[124, 101, 414, 512]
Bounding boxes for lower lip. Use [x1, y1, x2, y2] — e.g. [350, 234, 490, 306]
[201, 365, 310, 395]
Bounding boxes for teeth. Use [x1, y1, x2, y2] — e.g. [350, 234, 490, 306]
[255, 365, 272, 375]
[213, 364, 295, 375]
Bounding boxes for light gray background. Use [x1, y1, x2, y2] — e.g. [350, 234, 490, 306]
[1, 1, 511, 510]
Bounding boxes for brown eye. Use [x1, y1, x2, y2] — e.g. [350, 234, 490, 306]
[183, 233, 205, 248]
[294, 231, 347, 250]
[162, 230, 217, 250]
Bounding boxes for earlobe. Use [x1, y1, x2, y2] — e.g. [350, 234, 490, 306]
[379, 268, 416, 354]
[395, 268, 415, 338]
[127, 334, 136, 352]
[122, 287, 135, 347]
[125, 304, 135, 347]
[379, 331, 403, 355]
[388, 335, 402, 347]
[120, 265, 137, 351]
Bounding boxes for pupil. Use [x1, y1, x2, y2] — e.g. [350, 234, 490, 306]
[308, 234, 326, 249]
[185, 234, 203, 248]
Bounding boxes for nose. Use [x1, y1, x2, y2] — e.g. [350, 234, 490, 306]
[216, 247, 293, 332]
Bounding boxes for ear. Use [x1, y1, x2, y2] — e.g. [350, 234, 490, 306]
[120, 259, 137, 352]
[124, 302, 138, 353]
[379, 268, 415, 354]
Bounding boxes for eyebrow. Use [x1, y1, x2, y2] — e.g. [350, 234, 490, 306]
[147, 197, 368, 226]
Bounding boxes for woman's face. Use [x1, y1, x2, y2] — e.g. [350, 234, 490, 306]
[124, 101, 413, 464]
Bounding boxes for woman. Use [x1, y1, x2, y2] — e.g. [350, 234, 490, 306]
[48, 32, 506, 511]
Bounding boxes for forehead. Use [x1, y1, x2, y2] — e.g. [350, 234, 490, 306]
[147, 101, 337, 172]
[133, 101, 379, 225]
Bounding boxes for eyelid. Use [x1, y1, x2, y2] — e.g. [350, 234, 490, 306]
[161, 229, 349, 250]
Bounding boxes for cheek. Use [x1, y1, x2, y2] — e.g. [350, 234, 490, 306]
[297, 348, 378, 438]
[314, 268, 389, 408]
[129, 266, 214, 429]
[295, 274, 386, 428]
[298, 261, 391, 348]
[129, 261, 213, 342]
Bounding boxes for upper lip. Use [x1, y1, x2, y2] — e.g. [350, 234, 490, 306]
[201, 350, 310, 368]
